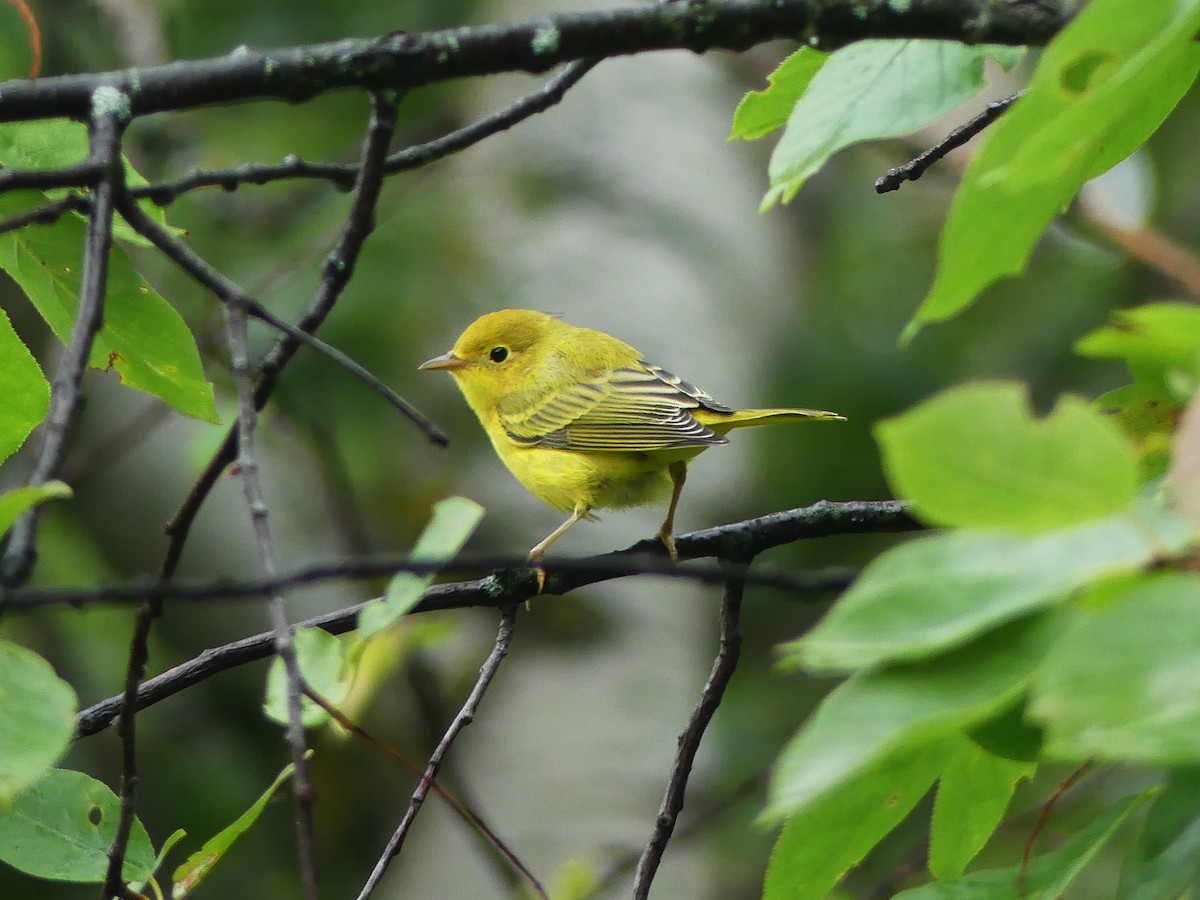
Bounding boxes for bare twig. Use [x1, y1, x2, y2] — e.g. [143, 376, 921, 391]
[584, 769, 765, 898]
[632, 572, 746, 899]
[0, 2, 1066, 123]
[1, 93, 126, 587]
[875, 92, 1021, 194]
[223, 298, 319, 900]
[355, 608, 545, 900]
[1017, 762, 1092, 896]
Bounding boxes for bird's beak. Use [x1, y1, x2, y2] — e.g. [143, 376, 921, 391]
[418, 352, 469, 372]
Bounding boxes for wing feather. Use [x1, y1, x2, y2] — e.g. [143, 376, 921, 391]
[501, 361, 731, 452]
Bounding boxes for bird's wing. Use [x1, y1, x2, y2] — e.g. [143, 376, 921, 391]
[500, 362, 733, 452]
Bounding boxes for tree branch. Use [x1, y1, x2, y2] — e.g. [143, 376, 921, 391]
[0, 1, 1069, 123]
[70, 500, 918, 739]
[632, 572, 746, 899]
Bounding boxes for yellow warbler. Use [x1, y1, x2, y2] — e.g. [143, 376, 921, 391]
[420, 309, 843, 578]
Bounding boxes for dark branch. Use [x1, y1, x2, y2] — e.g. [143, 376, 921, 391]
[875, 91, 1021, 193]
[355, 608, 546, 900]
[0, 1, 1068, 123]
[71, 500, 917, 739]
[0, 94, 127, 587]
[632, 573, 745, 898]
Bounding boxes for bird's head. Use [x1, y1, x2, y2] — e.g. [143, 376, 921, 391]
[419, 308, 567, 410]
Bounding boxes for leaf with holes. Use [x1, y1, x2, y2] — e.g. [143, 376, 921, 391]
[0, 768, 155, 883]
[905, 0, 1200, 339]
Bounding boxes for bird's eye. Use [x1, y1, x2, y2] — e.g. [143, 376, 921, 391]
[489, 346, 509, 363]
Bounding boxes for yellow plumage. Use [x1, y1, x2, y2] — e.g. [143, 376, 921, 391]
[419, 309, 843, 579]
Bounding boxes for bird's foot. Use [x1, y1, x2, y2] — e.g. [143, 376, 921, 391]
[526, 555, 547, 608]
[656, 528, 679, 563]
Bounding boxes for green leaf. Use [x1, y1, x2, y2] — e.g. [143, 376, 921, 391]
[729, 49, 827, 142]
[0, 192, 218, 423]
[0, 303, 48, 464]
[263, 627, 349, 728]
[876, 381, 1139, 532]
[0, 640, 77, 800]
[1032, 573, 1200, 763]
[762, 40, 1004, 209]
[0, 482, 72, 539]
[765, 617, 1049, 822]
[0, 768, 155, 883]
[895, 791, 1154, 899]
[172, 758, 299, 898]
[788, 512, 1182, 672]
[905, 0, 1200, 340]
[763, 743, 950, 900]
[1119, 769, 1200, 900]
[1077, 303, 1200, 403]
[929, 738, 1035, 880]
[358, 496, 485, 639]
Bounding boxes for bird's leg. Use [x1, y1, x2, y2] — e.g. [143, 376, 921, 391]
[656, 461, 688, 562]
[528, 505, 588, 595]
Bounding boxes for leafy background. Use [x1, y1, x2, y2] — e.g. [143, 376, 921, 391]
[0, 0, 1198, 897]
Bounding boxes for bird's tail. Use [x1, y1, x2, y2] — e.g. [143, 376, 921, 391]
[705, 407, 845, 435]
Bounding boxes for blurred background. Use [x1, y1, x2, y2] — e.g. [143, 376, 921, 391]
[1, 0, 1197, 897]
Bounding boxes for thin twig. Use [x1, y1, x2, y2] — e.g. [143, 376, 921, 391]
[113, 191, 447, 446]
[1017, 762, 1092, 897]
[632, 571, 746, 899]
[875, 92, 1021, 194]
[302, 684, 543, 899]
[355, 608, 544, 900]
[223, 298, 319, 899]
[0, 95, 126, 588]
[583, 769, 765, 898]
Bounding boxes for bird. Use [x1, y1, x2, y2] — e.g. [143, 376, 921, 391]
[419, 309, 844, 589]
